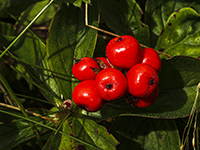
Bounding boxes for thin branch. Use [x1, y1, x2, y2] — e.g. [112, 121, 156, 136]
[85, 3, 119, 37]
[180, 82, 200, 150]
[0, 102, 59, 124]
[0, 0, 54, 59]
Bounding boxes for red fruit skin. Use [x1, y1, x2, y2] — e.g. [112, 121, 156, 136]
[72, 57, 100, 81]
[127, 63, 159, 98]
[72, 80, 105, 112]
[133, 87, 159, 108]
[95, 68, 127, 101]
[140, 48, 162, 73]
[106, 35, 141, 69]
[96, 57, 112, 68]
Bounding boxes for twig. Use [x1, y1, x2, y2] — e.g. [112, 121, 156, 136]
[0, 102, 59, 124]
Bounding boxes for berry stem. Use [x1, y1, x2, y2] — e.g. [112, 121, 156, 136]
[139, 43, 172, 58]
[74, 58, 81, 64]
[90, 67, 100, 74]
[95, 58, 109, 69]
[156, 50, 172, 58]
[117, 37, 123, 42]
[85, 3, 119, 37]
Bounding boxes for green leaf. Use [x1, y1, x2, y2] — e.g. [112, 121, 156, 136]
[0, 21, 15, 35]
[83, 56, 200, 120]
[0, 109, 51, 150]
[99, 0, 150, 46]
[18, 0, 58, 26]
[45, 117, 118, 150]
[43, 131, 62, 150]
[145, 0, 200, 47]
[54, 0, 90, 7]
[46, 2, 98, 99]
[156, 7, 200, 58]
[0, 0, 44, 18]
[58, 119, 76, 150]
[15, 63, 33, 90]
[72, 0, 90, 7]
[0, 33, 61, 106]
[109, 117, 180, 149]
[73, 118, 119, 150]
[0, 120, 34, 150]
[93, 37, 107, 57]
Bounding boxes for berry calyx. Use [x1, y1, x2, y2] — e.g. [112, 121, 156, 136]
[106, 35, 141, 69]
[95, 68, 127, 101]
[72, 80, 105, 112]
[132, 87, 159, 108]
[117, 37, 123, 42]
[72, 57, 100, 81]
[126, 63, 159, 98]
[140, 48, 162, 73]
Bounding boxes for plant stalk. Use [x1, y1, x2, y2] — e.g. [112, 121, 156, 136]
[0, 6, 46, 44]
[0, 0, 54, 59]
[0, 108, 101, 149]
[0, 73, 44, 148]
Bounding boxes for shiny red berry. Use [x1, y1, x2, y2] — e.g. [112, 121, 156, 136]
[106, 35, 141, 69]
[95, 68, 127, 101]
[127, 63, 159, 98]
[72, 57, 100, 81]
[132, 87, 159, 108]
[140, 48, 162, 73]
[72, 80, 105, 112]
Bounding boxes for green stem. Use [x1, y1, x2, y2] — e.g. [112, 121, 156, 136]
[197, 125, 199, 150]
[181, 83, 200, 149]
[0, 91, 51, 104]
[0, 108, 101, 149]
[0, 73, 44, 148]
[0, 6, 46, 44]
[10, 64, 61, 102]
[0, 51, 71, 78]
[0, 83, 15, 106]
[0, 0, 54, 59]
[54, 112, 70, 135]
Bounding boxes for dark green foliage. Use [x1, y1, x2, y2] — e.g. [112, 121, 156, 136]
[0, 0, 200, 149]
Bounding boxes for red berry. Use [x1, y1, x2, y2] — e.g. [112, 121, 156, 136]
[72, 57, 100, 81]
[127, 63, 159, 98]
[72, 80, 105, 112]
[140, 48, 162, 73]
[95, 68, 127, 101]
[106, 35, 141, 69]
[96, 57, 112, 69]
[132, 87, 159, 108]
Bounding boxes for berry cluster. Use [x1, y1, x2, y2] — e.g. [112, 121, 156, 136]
[72, 35, 161, 112]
